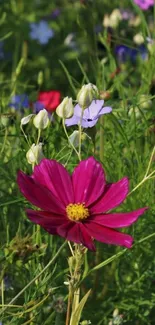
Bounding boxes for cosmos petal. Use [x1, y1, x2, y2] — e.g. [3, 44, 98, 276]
[32, 159, 74, 205]
[57, 222, 95, 251]
[85, 222, 133, 248]
[91, 177, 129, 214]
[91, 207, 148, 228]
[72, 157, 106, 206]
[17, 171, 65, 213]
[79, 224, 96, 251]
[26, 209, 66, 234]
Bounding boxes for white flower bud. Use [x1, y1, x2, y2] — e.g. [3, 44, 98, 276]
[133, 33, 144, 45]
[77, 83, 98, 108]
[33, 109, 49, 129]
[21, 114, 34, 126]
[110, 9, 122, 28]
[26, 143, 44, 165]
[56, 97, 73, 118]
[69, 130, 91, 148]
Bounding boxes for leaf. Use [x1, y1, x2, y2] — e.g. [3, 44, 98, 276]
[70, 289, 91, 325]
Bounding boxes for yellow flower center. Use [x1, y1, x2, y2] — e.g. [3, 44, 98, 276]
[66, 203, 89, 222]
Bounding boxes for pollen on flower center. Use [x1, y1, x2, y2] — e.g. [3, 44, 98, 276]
[66, 203, 89, 222]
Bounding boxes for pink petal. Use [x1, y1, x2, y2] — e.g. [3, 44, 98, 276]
[85, 222, 133, 248]
[72, 157, 106, 206]
[91, 207, 148, 228]
[57, 222, 96, 251]
[26, 209, 65, 234]
[79, 224, 96, 251]
[32, 159, 74, 205]
[17, 171, 65, 213]
[91, 177, 129, 214]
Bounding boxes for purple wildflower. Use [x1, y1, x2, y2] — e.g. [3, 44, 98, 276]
[115, 45, 148, 63]
[65, 100, 112, 128]
[33, 101, 45, 113]
[9, 94, 29, 110]
[29, 20, 54, 45]
[133, 0, 154, 10]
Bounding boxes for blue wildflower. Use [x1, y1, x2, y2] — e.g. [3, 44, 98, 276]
[33, 101, 44, 113]
[9, 94, 29, 110]
[115, 44, 148, 63]
[29, 20, 54, 45]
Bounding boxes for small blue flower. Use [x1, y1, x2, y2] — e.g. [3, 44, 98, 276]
[9, 94, 29, 110]
[115, 44, 148, 63]
[33, 101, 44, 113]
[29, 20, 54, 45]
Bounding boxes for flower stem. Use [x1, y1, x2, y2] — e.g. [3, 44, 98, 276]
[62, 119, 79, 158]
[144, 145, 155, 178]
[78, 109, 84, 161]
[99, 116, 104, 161]
[65, 286, 73, 325]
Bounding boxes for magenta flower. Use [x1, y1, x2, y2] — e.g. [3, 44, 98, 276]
[133, 0, 154, 10]
[65, 100, 112, 128]
[17, 157, 147, 251]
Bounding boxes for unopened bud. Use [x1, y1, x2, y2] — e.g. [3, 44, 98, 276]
[37, 71, 43, 86]
[26, 143, 44, 165]
[56, 97, 73, 118]
[77, 83, 98, 108]
[33, 109, 49, 129]
[21, 114, 34, 126]
[133, 33, 144, 45]
[69, 130, 91, 148]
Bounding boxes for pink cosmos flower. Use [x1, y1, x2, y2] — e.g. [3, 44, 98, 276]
[17, 157, 147, 251]
[133, 0, 154, 10]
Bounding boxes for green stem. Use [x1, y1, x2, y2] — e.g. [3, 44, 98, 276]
[0, 127, 8, 156]
[144, 145, 155, 178]
[99, 116, 104, 162]
[62, 119, 79, 158]
[78, 109, 84, 161]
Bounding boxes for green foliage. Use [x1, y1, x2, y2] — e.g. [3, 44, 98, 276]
[0, 0, 155, 324]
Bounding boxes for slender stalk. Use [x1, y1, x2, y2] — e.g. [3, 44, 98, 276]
[99, 116, 104, 161]
[62, 119, 79, 158]
[78, 109, 84, 161]
[1, 279, 4, 307]
[144, 145, 155, 178]
[65, 287, 73, 325]
[0, 128, 8, 156]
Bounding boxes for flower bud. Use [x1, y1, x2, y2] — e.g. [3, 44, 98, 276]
[37, 71, 43, 86]
[56, 97, 73, 118]
[69, 130, 91, 148]
[21, 114, 34, 126]
[33, 109, 49, 129]
[77, 83, 98, 108]
[26, 143, 44, 165]
[133, 33, 144, 45]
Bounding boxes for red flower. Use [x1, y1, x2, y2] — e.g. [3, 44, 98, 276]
[37, 91, 61, 112]
[17, 157, 147, 251]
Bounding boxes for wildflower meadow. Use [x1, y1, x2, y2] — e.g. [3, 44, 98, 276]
[0, 0, 155, 324]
